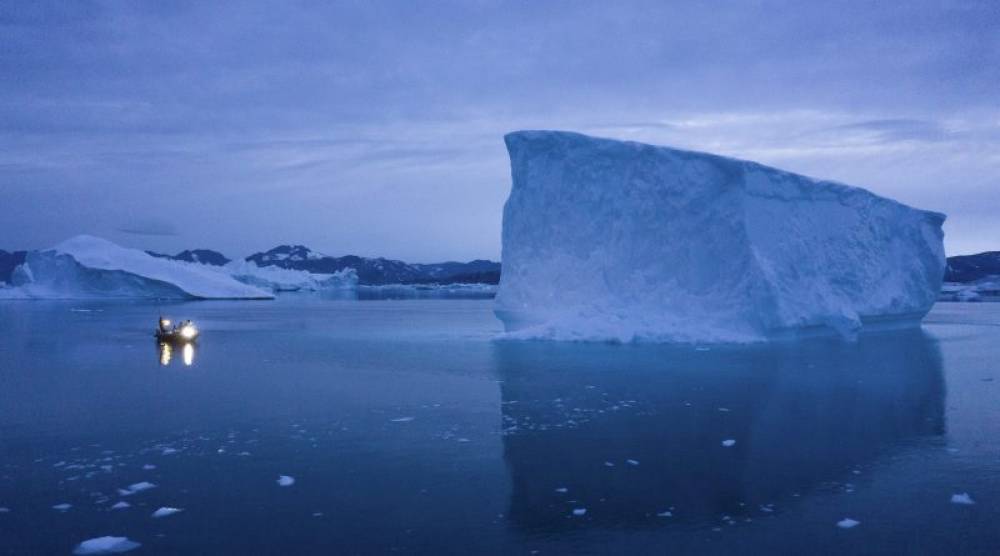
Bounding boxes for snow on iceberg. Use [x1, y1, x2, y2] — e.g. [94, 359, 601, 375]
[9, 235, 273, 300]
[495, 131, 946, 343]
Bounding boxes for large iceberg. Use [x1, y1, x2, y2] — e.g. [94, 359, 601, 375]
[495, 131, 946, 343]
[7, 235, 273, 299]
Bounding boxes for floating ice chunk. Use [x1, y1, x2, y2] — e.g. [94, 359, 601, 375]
[118, 481, 156, 496]
[312, 512, 324, 517]
[494, 131, 946, 343]
[0, 507, 9, 512]
[390, 417, 415, 423]
[151, 507, 183, 518]
[656, 511, 673, 517]
[626, 459, 640, 466]
[837, 518, 860, 529]
[722, 439, 736, 447]
[142, 464, 156, 470]
[161, 448, 178, 455]
[555, 487, 569, 493]
[572, 508, 587, 516]
[111, 501, 131, 510]
[603, 461, 615, 467]
[72, 536, 141, 554]
[53, 503, 72, 511]
[277, 475, 295, 487]
[951, 493, 975, 505]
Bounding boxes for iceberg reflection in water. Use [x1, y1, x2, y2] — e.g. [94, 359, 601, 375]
[493, 330, 944, 532]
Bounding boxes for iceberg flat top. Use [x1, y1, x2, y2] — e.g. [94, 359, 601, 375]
[52, 235, 273, 299]
[495, 130, 946, 343]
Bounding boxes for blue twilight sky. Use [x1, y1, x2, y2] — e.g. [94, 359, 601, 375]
[1, 1, 998, 261]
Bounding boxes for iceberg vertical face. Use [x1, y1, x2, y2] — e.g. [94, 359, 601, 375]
[495, 131, 946, 342]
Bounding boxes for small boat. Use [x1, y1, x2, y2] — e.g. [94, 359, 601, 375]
[155, 316, 199, 343]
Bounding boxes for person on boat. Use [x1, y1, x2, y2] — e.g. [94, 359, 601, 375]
[159, 316, 170, 334]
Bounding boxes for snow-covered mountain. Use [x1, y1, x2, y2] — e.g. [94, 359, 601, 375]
[944, 251, 1000, 283]
[147, 248, 231, 266]
[245, 245, 500, 285]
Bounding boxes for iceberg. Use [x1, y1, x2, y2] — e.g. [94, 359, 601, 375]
[224, 259, 358, 293]
[495, 131, 946, 342]
[9, 235, 273, 300]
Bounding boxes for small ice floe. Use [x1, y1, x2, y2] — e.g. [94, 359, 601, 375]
[555, 487, 569, 493]
[390, 417, 415, 423]
[142, 464, 156, 470]
[759, 504, 774, 513]
[656, 510, 673, 517]
[111, 501, 131, 510]
[721, 439, 736, 447]
[277, 475, 295, 487]
[101, 465, 114, 473]
[72, 536, 141, 555]
[457, 438, 471, 443]
[837, 518, 860, 529]
[951, 493, 975, 505]
[0, 507, 10, 513]
[53, 503, 72, 511]
[572, 508, 587, 516]
[151, 507, 183, 518]
[695, 346, 711, 351]
[238, 451, 252, 457]
[118, 481, 156, 496]
[717, 407, 730, 412]
[603, 461, 615, 467]
[626, 459, 640, 466]
[312, 512, 324, 517]
[161, 448, 178, 456]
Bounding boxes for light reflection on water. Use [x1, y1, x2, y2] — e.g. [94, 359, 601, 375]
[157, 341, 196, 366]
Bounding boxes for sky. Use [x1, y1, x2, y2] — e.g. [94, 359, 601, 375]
[1, 0, 998, 262]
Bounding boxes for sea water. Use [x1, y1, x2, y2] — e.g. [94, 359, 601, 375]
[0, 298, 997, 554]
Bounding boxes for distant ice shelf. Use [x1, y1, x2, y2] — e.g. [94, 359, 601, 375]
[494, 130, 946, 343]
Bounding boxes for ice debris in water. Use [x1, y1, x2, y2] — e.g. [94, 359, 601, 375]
[53, 503, 72, 511]
[0, 507, 10, 513]
[73, 536, 141, 555]
[161, 448, 178, 455]
[951, 493, 975, 505]
[837, 518, 860, 529]
[626, 459, 640, 466]
[277, 475, 295, 486]
[142, 464, 156, 470]
[572, 508, 587, 516]
[722, 439, 736, 447]
[390, 417, 415, 423]
[118, 481, 156, 496]
[151, 507, 183, 518]
[555, 487, 568, 493]
[111, 501, 130, 510]
[657, 511, 673, 517]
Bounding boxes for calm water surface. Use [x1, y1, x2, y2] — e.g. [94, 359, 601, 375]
[0, 299, 997, 555]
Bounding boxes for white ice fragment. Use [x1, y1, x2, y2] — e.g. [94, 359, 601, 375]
[53, 503, 72, 511]
[657, 511, 673, 517]
[722, 439, 736, 447]
[603, 461, 615, 467]
[118, 481, 156, 496]
[390, 417, 415, 423]
[161, 448, 178, 455]
[151, 507, 183, 518]
[0, 507, 9, 513]
[837, 518, 860, 529]
[73, 536, 141, 554]
[142, 464, 156, 470]
[572, 508, 587, 516]
[555, 487, 568, 493]
[626, 459, 640, 466]
[951, 493, 975, 505]
[717, 408, 730, 412]
[277, 475, 295, 487]
[111, 501, 130, 510]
